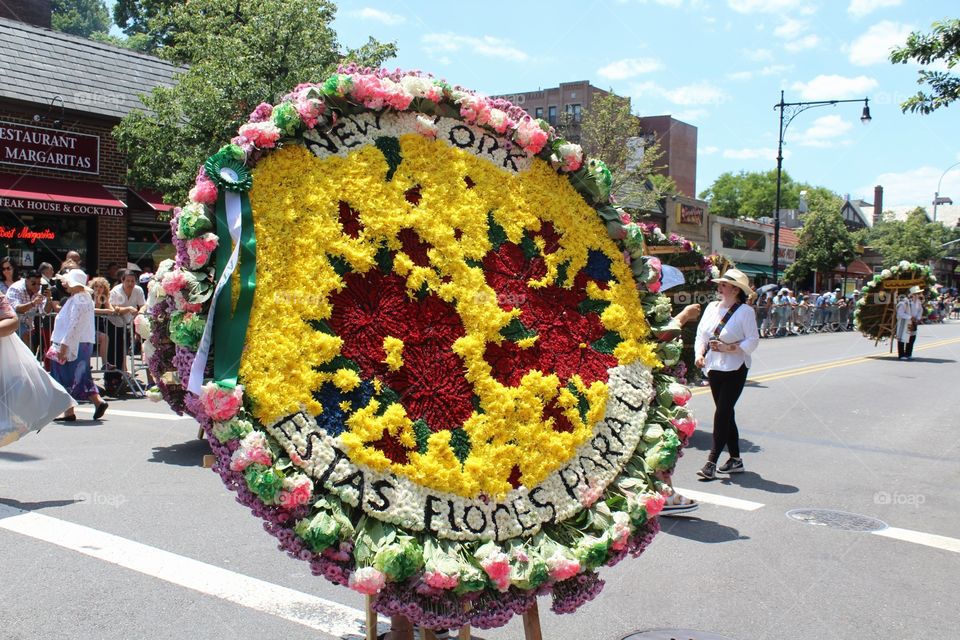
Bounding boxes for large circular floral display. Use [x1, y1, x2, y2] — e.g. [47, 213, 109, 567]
[854, 260, 936, 341]
[144, 67, 696, 630]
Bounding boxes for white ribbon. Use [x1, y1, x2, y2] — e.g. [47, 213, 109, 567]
[187, 190, 242, 395]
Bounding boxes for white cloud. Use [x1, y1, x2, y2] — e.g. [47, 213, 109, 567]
[421, 33, 529, 62]
[673, 108, 709, 122]
[760, 64, 792, 76]
[784, 34, 820, 52]
[774, 18, 807, 39]
[631, 81, 729, 106]
[728, 0, 813, 14]
[722, 147, 779, 160]
[597, 57, 663, 80]
[848, 21, 913, 66]
[663, 82, 729, 105]
[743, 48, 773, 62]
[727, 71, 754, 81]
[790, 74, 879, 99]
[848, 0, 902, 18]
[701, 146, 720, 155]
[353, 7, 405, 25]
[862, 165, 960, 208]
[789, 114, 853, 147]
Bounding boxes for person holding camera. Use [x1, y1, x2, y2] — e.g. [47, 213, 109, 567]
[896, 286, 924, 361]
[5, 268, 52, 350]
[694, 269, 760, 480]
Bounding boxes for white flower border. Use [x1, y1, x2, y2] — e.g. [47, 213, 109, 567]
[267, 363, 654, 541]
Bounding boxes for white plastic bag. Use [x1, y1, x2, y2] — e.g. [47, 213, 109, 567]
[0, 334, 76, 448]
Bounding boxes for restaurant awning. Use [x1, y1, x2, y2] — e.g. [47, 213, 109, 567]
[129, 188, 175, 213]
[0, 172, 125, 216]
[735, 262, 775, 278]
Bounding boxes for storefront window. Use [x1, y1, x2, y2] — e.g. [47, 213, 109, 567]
[127, 211, 174, 272]
[0, 211, 92, 269]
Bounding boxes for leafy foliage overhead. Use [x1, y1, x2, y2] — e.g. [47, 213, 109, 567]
[113, 0, 396, 203]
[857, 209, 960, 266]
[51, 0, 110, 37]
[890, 18, 960, 114]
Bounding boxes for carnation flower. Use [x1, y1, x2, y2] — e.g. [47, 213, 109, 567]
[546, 552, 581, 581]
[514, 117, 549, 154]
[349, 567, 387, 595]
[199, 381, 244, 422]
[237, 121, 282, 148]
[644, 493, 666, 518]
[670, 416, 697, 439]
[189, 176, 218, 205]
[669, 382, 691, 406]
[229, 431, 273, 471]
[279, 474, 313, 508]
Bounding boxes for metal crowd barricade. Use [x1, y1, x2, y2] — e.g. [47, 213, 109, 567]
[29, 309, 146, 398]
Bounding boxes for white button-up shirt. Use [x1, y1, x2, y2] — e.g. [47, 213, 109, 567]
[695, 301, 761, 373]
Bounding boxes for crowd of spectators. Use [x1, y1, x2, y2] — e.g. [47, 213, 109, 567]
[0, 252, 153, 396]
[754, 287, 860, 337]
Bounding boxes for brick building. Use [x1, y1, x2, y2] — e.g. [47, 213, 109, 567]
[0, 3, 178, 275]
[494, 80, 699, 197]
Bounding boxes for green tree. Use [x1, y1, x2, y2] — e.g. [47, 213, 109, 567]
[113, 0, 396, 203]
[861, 208, 960, 265]
[890, 18, 960, 114]
[783, 203, 855, 283]
[699, 169, 796, 219]
[51, 0, 110, 37]
[89, 31, 156, 53]
[112, 0, 177, 52]
[579, 91, 676, 213]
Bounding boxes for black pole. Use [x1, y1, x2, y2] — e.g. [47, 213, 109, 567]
[773, 90, 785, 283]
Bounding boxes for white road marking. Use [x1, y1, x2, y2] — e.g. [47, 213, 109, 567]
[873, 526, 960, 554]
[672, 487, 766, 511]
[73, 406, 192, 421]
[0, 504, 369, 636]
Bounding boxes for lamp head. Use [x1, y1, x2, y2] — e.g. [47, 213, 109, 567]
[860, 99, 872, 123]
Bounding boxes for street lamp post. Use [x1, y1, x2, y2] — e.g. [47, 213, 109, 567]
[933, 161, 960, 222]
[773, 90, 872, 282]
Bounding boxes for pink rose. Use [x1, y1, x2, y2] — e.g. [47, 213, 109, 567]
[514, 117, 549, 154]
[161, 270, 188, 296]
[200, 382, 244, 422]
[670, 416, 697, 439]
[186, 233, 219, 269]
[669, 382, 691, 407]
[229, 432, 272, 471]
[645, 494, 666, 518]
[546, 554, 581, 581]
[480, 553, 511, 591]
[349, 567, 386, 595]
[237, 121, 281, 148]
[279, 476, 313, 508]
[423, 571, 459, 590]
[189, 177, 218, 205]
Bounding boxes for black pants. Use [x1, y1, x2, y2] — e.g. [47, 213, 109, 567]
[707, 364, 748, 463]
[897, 335, 916, 358]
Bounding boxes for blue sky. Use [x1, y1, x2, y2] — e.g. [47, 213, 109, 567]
[329, 0, 960, 210]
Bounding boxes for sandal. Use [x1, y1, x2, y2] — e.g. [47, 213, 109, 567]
[661, 492, 699, 515]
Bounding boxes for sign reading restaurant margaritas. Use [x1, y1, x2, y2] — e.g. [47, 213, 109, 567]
[0, 121, 100, 174]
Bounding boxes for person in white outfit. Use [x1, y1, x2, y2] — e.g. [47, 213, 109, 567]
[49, 269, 108, 421]
[693, 269, 760, 480]
[896, 286, 924, 361]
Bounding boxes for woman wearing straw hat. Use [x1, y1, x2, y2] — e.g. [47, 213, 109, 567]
[693, 268, 760, 480]
[895, 286, 924, 361]
[48, 269, 109, 421]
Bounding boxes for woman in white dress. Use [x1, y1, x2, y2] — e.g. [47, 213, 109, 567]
[49, 269, 109, 421]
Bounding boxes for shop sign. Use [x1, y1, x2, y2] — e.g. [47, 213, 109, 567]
[0, 121, 99, 175]
[676, 202, 704, 225]
[0, 196, 122, 217]
[0, 224, 56, 244]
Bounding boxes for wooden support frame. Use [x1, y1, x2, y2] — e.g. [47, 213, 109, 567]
[364, 597, 543, 640]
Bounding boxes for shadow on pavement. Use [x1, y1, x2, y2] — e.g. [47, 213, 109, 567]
[0, 497, 80, 512]
[659, 516, 748, 543]
[686, 430, 762, 454]
[721, 471, 798, 494]
[0, 451, 43, 462]
[149, 438, 212, 467]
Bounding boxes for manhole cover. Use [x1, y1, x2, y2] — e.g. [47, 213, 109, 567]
[786, 508, 887, 532]
[622, 630, 736, 640]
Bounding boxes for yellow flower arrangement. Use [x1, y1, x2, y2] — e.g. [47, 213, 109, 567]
[240, 135, 655, 500]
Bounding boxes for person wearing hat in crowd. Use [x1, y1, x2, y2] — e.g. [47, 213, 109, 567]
[48, 269, 109, 421]
[104, 266, 147, 394]
[694, 268, 760, 480]
[896, 286, 924, 361]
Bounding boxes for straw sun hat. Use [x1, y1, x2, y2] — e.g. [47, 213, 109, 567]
[711, 268, 754, 298]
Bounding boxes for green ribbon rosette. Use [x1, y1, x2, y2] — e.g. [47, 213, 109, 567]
[202, 148, 257, 390]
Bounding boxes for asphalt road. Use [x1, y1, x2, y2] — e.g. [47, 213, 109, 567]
[2, 322, 958, 640]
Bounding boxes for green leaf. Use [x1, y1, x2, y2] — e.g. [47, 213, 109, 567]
[591, 331, 622, 354]
[449, 428, 471, 464]
[374, 136, 402, 181]
[487, 212, 507, 250]
[500, 317, 537, 342]
[520, 233, 539, 260]
[375, 246, 394, 273]
[578, 297, 610, 316]
[328, 254, 351, 276]
[413, 419, 431, 455]
[555, 260, 570, 287]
